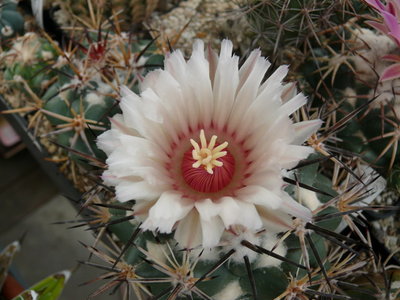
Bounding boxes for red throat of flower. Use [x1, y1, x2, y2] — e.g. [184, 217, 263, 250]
[181, 130, 235, 193]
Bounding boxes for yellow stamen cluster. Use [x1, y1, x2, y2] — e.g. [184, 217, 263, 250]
[190, 129, 228, 174]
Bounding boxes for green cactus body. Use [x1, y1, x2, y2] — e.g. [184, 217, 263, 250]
[35, 35, 162, 163]
[3, 34, 57, 95]
[0, 1, 24, 40]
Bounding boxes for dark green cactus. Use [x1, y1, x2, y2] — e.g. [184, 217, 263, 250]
[0, 0, 24, 41]
[3, 34, 57, 95]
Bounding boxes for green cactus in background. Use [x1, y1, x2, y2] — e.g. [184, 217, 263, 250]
[1, 17, 163, 165]
[3, 33, 58, 95]
[37, 34, 163, 162]
[242, 0, 399, 178]
[0, 7, 163, 191]
[243, 0, 368, 60]
[0, 0, 24, 42]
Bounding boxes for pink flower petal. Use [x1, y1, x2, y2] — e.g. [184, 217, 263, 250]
[388, 2, 397, 16]
[365, 0, 386, 11]
[365, 20, 389, 35]
[382, 54, 400, 62]
[382, 11, 400, 40]
[380, 63, 400, 81]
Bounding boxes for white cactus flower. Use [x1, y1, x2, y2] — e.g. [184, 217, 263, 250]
[97, 40, 322, 248]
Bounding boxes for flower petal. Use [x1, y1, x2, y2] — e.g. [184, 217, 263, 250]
[365, 20, 389, 35]
[187, 40, 214, 129]
[97, 129, 120, 156]
[195, 198, 220, 221]
[281, 192, 312, 221]
[141, 191, 194, 233]
[174, 209, 202, 249]
[213, 39, 239, 129]
[234, 200, 263, 230]
[115, 180, 163, 202]
[380, 63, 400, 81]
[292, 119, 323, 145]
[119, 85, 146, 133]
[200, 216, 225, 248]
[365, 0, 386, 11]
[279, 92, 307, 116]
[259, 65, 288, 94]
[382, 10, 400, 37]
[228, 52, 270, 135]
[216, 197, 240, 228]
[256, 206, 293, 232]
[279, 145, 315, 169]
[237, 185, 282, 209]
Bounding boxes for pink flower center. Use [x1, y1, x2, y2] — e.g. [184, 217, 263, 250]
[167, 128, 249, 200]
[181, 146, 235, 193]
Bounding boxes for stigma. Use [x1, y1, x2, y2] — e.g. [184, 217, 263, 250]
[190, 129, 228, 174]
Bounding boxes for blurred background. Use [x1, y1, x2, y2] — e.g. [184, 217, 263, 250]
[0, 126, 112, 299]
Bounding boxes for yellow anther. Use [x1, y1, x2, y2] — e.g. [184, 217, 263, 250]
[190, 129, 228, 174]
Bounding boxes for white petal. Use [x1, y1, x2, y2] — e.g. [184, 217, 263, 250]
[115, 180, 163, 202]
[121, 85, 173, 155]
[237, 185, 282, 209]
[216, 197, 240, 228]
[244, 116, 292, 166]
[117, 133, 168, 162]
[110, 113, 139, 136]
[140, 69, 162, 92]
[280, 145, 315, 169]
[195, 198, 220, 221]
[281, 82, 297, 102]
[148, 71, 190, 139]
[174, 209, 202, 249]
[234, 200, 263, 230]
[238, 49, 263, 90]
[193, 39, 204, 55]
[187, 41, 214, 128]
[235, 81, 284, 143]
[97, 129, 120, 156]
[120, 84, 138, 99]
[281, 192, 312, 221]
[206, 43, 219, 85]
[101, 170, 120, 186]
[279, 93, 307, 116]
[134, 199, 157, 217]
[292, 119, 323, 145]
[259, 65, 288, 94]
[213, 40, 239, 129]
[256, 206, 293, 232]
[228, 54, 271, 135]
[164, 50, 187, 83]
[244, 169, 283, 194]
[200, 216, 225, 248]
[141, 191, 194, 233]
[106, 148, 170, 186]
[119, 86, 146, 135]
[138, 88, 164, 123]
